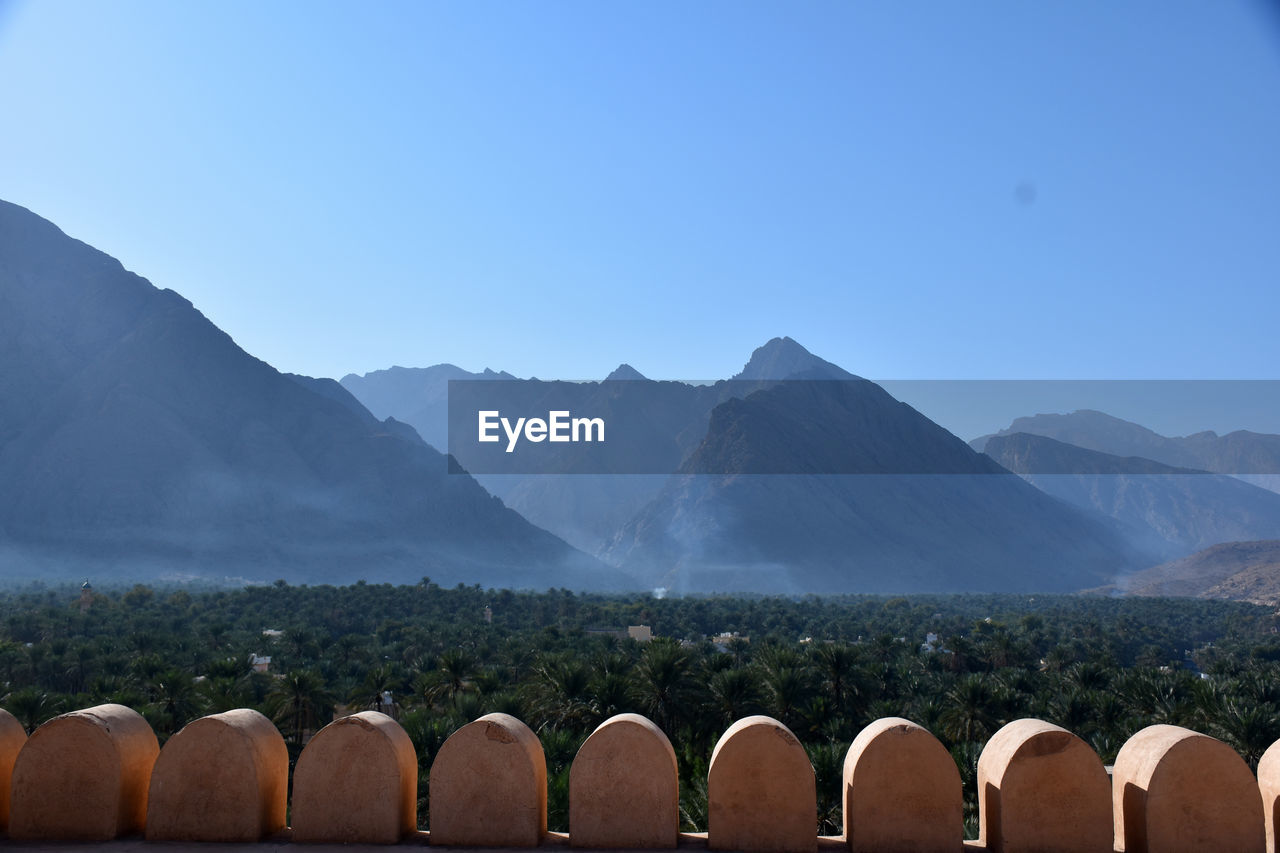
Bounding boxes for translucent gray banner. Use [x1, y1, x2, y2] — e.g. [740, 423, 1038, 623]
[445, 378, 1280, 475]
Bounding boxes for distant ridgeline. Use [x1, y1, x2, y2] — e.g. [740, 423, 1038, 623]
[5, 196, 1280, 596]
[0, 199, 613, 592]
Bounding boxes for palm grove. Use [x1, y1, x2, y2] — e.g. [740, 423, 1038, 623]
[3, 580, 1280, 836]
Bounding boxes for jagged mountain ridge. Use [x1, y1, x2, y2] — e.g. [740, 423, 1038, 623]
[343, 338, 855, 553]
[0, 199, 618, 589]
[731, 336, 855, 382]
[973, 410, 1280, 492]
[983, 432, 1280, 560]
[345, 339, 1162, 593]
[605, 364, 647, 381]
[339, 364, 517, 451]
[603, 378, 1151, 593]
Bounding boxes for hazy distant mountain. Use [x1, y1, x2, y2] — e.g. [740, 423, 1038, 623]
[463, 343, 855, 553]
[477, 474, 668, 557]
[339, 364, 516, 451]
[973, 410, 1280, 494]
[1121, 540, 1280, 604]
[341, 338, 854, 464]
[983, 432, 1280, 559]
[341, 364, 658, 453]
[604, 380, 1149, 594]
[343, 339, 852, 554]
[448, 375, 719, 551]
[0, 199, 618, 589]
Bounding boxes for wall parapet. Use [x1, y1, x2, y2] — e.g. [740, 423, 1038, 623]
[0, 705, 1275, 852]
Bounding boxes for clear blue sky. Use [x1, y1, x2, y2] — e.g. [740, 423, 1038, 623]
[2, 1, 1279, 383]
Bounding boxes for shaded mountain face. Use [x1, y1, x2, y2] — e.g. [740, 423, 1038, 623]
[1121, 540, 1280, 604]
[348, 340, 1155, 593]
[452, 378, 757, 551]
[341, 337, 853, 461]
[680, 380, 1007, 476]
[973, 410, 1280, 486]
[343, 338, 852, 553]
[0, 200, 618, 589]
[983, 433, 1280, 560]
[731, 336, 855, 382]
[604, 381, 1150, 594]
[605, 364, 646, 381]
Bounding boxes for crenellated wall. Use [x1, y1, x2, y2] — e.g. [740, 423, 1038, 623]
[0, 704, 1278, 852]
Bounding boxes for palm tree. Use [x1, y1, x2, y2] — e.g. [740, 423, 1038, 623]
[529, 656, 595, 731]
[62, 644, 96, 695]
[89, 672, 146, 708]
[980, 631, 1020, 670]
[1213, 699, 1280, 769]
[4, 687, 62, 733]
[0, 640, 22, 684]
[807, 743, 844, 835]
[205, 622, 230, 650]
[1120, 669, 1195, 725]
[199, 675, 250, 713]
[631, 639, 693, 735]
[417, 649, 478, 709]
[939, 674, 999, 745]
[1046, 688, 1100, 737]
[945, 636, 973, 673]
[589, 671, 635, 720]
[146, 669, 204, 735]
[331, 633, 369, 668]
[283, 627, 316, 664]
[354, 662, 403, 717]
[812, 643, 858, 710]
[1065, 661, 1112, 692]
[268, 669, 334, 747]
[762, 664, 811, 731]
[951, 740, 983, 840]
[708, 667, 764, 725]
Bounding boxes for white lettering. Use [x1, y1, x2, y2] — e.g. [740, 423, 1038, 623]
[481, 411, 605, 452]
[572, 417, 605, 442]
[502, 417, 526, 453]
[549, 410, 570, 442]
[478, 411, 500, 443]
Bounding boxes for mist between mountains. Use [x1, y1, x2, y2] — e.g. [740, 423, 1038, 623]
[445, 378, 1280, 476]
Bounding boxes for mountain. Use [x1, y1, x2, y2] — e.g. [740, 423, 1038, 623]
[972, 410, 1280, 493]
[605, 364, 646, 381]
[339, 364, 516, 451]
[341, 338, 856, 461]
[448, 376, 719, 552]
[982, 432, 1280, 559]
[603, 380, 1150, 594]
[0, 199, 618, 589]
[1121, 540, 1280, 604]
[343, 339, 852, 554]
[731, 336, 855, 381]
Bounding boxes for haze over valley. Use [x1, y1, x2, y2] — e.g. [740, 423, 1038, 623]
[4, 199, 1279, 600]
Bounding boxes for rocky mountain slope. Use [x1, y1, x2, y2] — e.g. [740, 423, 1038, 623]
[603, 379, 1151, 593]
[983, 432, 1280, 559]
[1121, 540, 1280, 604]
[0, 200, 617, 589]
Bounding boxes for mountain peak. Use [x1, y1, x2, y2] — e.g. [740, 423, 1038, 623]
[0, 198, 613, 589]
[732, 337, 855, 381]
[605, 363, 646, 381]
